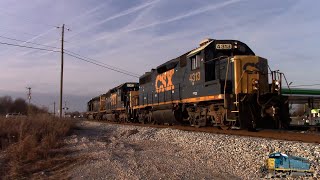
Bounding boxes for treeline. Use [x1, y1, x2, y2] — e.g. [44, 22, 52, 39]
[0, 96, 48, 115]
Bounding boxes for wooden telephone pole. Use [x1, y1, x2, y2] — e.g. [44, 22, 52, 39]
[58, 24, 70, 119]
[26, 87, 31, 115]
[53, 101, 56, 116]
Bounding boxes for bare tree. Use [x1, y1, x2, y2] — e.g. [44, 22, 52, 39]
[0, 96, 48, 115]
[10, 98, 28, 114]
[0, 96, 13, 114]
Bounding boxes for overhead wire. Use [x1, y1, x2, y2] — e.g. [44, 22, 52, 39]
[0, 34, 60, 50]
[64, 50, 140, 77]
[0, 39, 140, 78]
[64, 52, 140, 78]
[0, 41, 60, 53]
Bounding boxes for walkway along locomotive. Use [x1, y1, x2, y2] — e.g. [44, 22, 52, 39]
[87, 38, 291, 130]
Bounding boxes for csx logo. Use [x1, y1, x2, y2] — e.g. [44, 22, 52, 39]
[155, 69, 175, 93]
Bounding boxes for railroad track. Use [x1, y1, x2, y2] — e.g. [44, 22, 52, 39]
[87, 119, 320, 144]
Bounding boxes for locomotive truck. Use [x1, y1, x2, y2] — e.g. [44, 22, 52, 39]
[87, 38, 291, 130]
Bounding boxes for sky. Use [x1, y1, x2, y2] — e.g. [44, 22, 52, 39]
[0, 0, 319, 112]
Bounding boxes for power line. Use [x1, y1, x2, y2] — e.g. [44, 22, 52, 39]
[0, 41, 60, 52]
[0, 40, 140, 78]
[65, 50, 140, 76]
[0, 35, 139, 76]
[65, 52, 140, 78]
[0, 34, 60, 49]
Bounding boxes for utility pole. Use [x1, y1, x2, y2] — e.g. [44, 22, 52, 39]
[26, 87, 31, 115]
[53, 101, 56, 116]
[57, 24, 70, 119]
[59, 24, 65, 119]
[26, 87, 31, 104]
[63, 101, 69, 117]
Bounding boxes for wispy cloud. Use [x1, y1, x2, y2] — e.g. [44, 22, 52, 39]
[67, 0, 160, 40]
[248, 0, 302, 44]
[92, 0, 244, 43]
[124, 0, 245, 33]
[15, 0, 113, 57]
[68, 0, 245, 50]
[22, 0, 160, 57]
[68, 0, 112, 25]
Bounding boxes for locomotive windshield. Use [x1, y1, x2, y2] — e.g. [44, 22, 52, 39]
[202, 40, 256, 82]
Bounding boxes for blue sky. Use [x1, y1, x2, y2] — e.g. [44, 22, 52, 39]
[0, 0, 319, 111]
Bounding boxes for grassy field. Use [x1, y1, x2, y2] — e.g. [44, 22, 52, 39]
[0, 115, 75, 179]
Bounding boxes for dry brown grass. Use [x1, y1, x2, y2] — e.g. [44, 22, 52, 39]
[0, 114, 76, 179]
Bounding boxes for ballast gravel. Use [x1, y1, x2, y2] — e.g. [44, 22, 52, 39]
[64, 121, 320, 179]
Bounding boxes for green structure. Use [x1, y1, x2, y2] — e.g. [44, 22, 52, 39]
[282, 88, 320, 96]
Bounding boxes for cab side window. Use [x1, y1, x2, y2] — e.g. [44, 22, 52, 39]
[191, 55, 201, 70]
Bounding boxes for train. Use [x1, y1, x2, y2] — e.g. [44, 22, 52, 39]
[267, 152, 314, 177]
[86, 38, 291, 130]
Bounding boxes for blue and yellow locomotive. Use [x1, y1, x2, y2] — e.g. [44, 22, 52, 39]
[267, 152, 314, 177]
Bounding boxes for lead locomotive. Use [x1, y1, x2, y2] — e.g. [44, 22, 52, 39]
[87, 38, 291, 130]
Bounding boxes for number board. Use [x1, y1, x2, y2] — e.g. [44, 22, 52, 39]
[216, 44, 232, 50]
[127, 84, 135, 87]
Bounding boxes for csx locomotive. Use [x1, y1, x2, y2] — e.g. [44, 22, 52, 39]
[87, 38, 291, 130]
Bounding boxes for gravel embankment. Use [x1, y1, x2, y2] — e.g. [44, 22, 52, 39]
[65, 121, 320, 179]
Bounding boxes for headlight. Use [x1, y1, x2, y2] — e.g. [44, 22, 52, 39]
[273, 80, 280, 91]
[252, 79, 259, 90]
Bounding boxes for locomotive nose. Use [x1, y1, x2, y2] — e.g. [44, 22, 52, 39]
[232, 55, 269, 95]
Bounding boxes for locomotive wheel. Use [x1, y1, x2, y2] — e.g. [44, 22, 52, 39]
[195, 123, 201, 128]
[147, 112, 155, 124]
[219, 115, 235, 130]
[188, 117, 200, 128]
[141, 118, 146, 124]
[219, 124, 229, 130]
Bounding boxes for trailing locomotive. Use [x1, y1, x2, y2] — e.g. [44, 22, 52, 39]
[87, 82, 139, 121]
[87, 38, 291, 130]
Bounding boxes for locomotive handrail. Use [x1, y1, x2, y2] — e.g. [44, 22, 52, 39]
[204, 56, 228, 64]
[235, 70, 247, 93]
[223, 57, 231, 109]
[281, 72, 292, 96]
